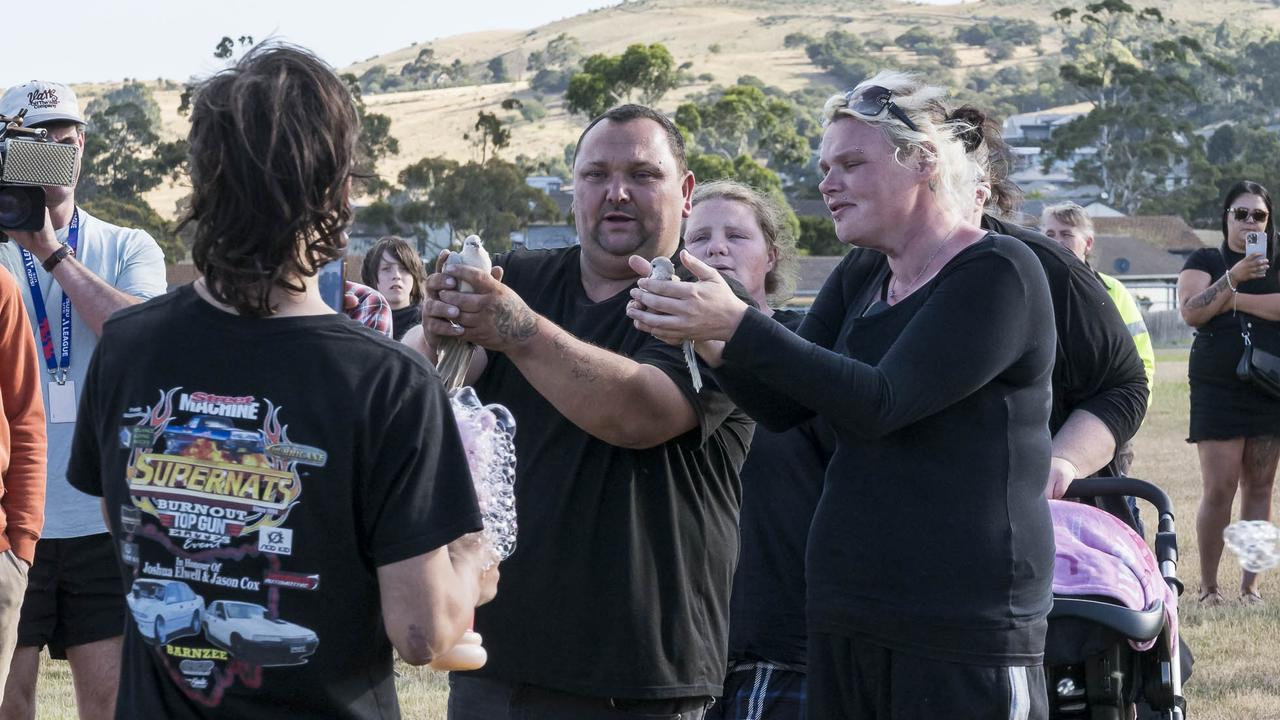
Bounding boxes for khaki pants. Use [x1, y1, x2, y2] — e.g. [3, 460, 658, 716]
[0, 549, 29, 700]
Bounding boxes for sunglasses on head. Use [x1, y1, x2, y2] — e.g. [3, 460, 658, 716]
[843, 85, 920, 133]
[1230, 207, 1269, 223]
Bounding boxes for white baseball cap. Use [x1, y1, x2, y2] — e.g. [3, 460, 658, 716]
[0, 81, 85, 127]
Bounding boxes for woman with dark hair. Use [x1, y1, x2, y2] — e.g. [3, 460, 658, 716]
[1178, 180, 1278, 606]
[62, 44, 496, 717]
[361, 235, 425, 339]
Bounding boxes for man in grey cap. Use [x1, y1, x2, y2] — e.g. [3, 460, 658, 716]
[0, 81, 166, 720]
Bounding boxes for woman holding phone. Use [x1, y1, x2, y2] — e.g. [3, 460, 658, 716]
[1177, 180, 1279, 606]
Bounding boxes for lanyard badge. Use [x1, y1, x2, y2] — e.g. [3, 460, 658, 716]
[20, 209, 79, 386]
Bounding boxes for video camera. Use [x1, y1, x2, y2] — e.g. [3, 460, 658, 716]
[0, 108, 78, 232]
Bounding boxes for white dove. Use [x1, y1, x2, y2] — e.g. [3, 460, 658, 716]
[435, 235, 492, 391]
[649, 256, 702, 393]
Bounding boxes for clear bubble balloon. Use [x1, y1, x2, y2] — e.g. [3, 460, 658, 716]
[450, 387, 518, 568]
[1223, 520, 1280, 574]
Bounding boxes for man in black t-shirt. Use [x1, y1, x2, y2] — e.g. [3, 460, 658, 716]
[411, 105, 753, 719]
[64, 46, 497, 719]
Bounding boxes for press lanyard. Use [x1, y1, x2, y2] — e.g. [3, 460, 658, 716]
[20, 209, 79, 385]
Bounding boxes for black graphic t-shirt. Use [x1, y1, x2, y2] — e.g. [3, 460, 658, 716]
[466, 246, 753, 698]
[67, 284, 481, 720]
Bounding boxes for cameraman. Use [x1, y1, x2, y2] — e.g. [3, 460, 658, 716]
[0, 81, 166, 720]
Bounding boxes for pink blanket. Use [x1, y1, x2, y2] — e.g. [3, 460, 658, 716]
[1050, 500, 1178, 652]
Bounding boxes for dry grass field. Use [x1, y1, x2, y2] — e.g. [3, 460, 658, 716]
[25, 346, 1280, 717]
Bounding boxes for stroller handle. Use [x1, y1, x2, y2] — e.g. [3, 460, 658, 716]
[1062, 476, 1184, 597]
[1061, 477, 1174, 517]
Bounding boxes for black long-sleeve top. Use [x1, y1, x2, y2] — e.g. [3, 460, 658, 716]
[716, 234, 1057, 664]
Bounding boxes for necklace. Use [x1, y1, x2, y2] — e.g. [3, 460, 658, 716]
[888, 222, 961, 301]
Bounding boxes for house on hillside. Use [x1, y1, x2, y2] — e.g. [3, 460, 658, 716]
[1002, 104, 1092, 143]
[1082, 216, 1209, 312]
[511, 182, 578, 250]
[526, 175, 566, 194]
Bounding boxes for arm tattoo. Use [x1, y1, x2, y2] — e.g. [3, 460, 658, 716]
[552, 333, 602, 383]
[492, 298, 538, 343]
[1186, 275, 1230, 310]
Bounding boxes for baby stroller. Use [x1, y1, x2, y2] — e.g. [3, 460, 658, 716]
[1044, 477, 1187, 720]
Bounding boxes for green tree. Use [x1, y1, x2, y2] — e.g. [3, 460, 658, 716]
[985, 41, 1014, 62]
[398, 47, 445, 89]
[489, 56, 510, 83]
[81, 196, 185, 262]
[805, 30, 878, 87]
[796, 215, 847, 256]
[465, 111, 511, 163]
[519, 98, 548, 122]
[1048, 1, 1220, 213]
[895, 26, 937, 52]
[565, 43, 679, 117]
[566, 68, 616, 117]
[1140, 123, 1280, 226]
[514, 152, 571, 180]
[527, 33, 582, 72]
[686, 153, 800, 242]
[676, 86, 811, 170]
[424, 160, 560, 251]
[341, 74, 400, 198]
[356, 200, 403, 236]
[79, 102, 185, 203]
[674, 82, 817, 188]
[85, 81, 162, 128]
[398, 156, 460, 201]
[955, 25, 996, 46]
[783, 33, 813, 49]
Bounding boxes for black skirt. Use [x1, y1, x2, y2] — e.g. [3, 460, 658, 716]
[1188, 326, 1280, 441]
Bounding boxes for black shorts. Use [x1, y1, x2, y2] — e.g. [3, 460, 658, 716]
[17, 534, 126, 659]
[807, 632, 1047, 720]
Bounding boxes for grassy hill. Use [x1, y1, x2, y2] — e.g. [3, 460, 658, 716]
[69, 0, 1278, 219]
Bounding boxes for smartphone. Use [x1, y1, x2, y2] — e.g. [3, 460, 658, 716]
[1245, 231, 1268, 257]
[318, 258, 345, 311]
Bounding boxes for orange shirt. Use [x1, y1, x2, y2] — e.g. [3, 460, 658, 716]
[0, 263, 45, 563]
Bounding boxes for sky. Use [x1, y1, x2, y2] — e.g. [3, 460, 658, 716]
[1, 0, 969, 88]
[0, 0, 621, 88]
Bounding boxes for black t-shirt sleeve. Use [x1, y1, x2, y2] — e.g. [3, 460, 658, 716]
[67, 334, 108, 498]
[1055, 261, 1149, 450]
[723, 244, 1044, 438]
[1182, 248, 1220, 276]
[360, 374, 482, 567]
[632, 335, 740, 448]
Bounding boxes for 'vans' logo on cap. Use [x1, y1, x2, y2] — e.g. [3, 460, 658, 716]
[27, 88, 59, 109]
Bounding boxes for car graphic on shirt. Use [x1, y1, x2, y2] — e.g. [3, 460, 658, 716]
[128, 579, 205, 645]
[161, 415, 265, 456]
[203, 601, 319, 666]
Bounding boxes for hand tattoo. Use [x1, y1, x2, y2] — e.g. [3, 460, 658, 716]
[492, 298, 538, 343]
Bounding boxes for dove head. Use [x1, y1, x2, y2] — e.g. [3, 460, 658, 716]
[464, 235, 484, 251]
[650, 256, 675, 278]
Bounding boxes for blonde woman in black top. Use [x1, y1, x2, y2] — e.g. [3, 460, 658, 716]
[629, 70, 1055, 719]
